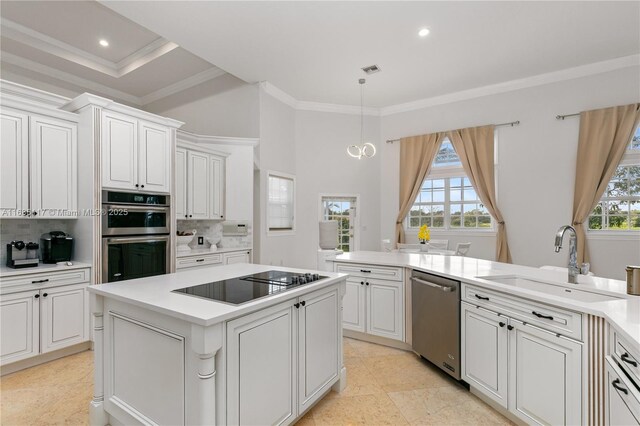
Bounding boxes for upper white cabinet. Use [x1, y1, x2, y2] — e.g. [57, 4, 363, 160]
[176, 142, 227, 220]
[102, 111, 171, 194]
[0, 107, 77, 218]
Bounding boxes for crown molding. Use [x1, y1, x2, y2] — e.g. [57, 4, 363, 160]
[260, 81, 298, 109]
[177, 130, 259, 147]
[297, 100, 379, 116]
[0, 78, 70, 107]
[141, 67, 227, 105]
[0, 18, 178, 78]
[379, 54, 640, 116]
[1, 51, 143, 105]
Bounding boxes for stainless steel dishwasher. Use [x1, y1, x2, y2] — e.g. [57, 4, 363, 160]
[411, 269, 461, 380]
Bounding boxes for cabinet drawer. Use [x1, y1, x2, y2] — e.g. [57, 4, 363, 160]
[334, 263, 403, 282]
[463, 284, 582, 340]
[613, 331, 640, 387]
[0, 268, 90, 295]
[606, 356, 640, 425]
[176, 254, 223, 270]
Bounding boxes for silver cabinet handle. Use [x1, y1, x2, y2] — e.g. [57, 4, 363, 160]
[411, 277, 454, 292]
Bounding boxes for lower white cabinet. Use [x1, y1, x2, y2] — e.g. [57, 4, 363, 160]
[342, 276, 403, 341]
[175, 250, 252, 271]
[606, 357, 640, 425]
[226, 285, 340, 424]
[223, 250, 251, 265]
[462, 298, 583, 425]
[0, 270, 90, 366]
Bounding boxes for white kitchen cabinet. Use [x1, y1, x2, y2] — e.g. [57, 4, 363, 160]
[0, 108, 29, 217]
[227, 284, 341, 423]
[102, 110, 138, 191]
[187, 150, 210, 219]
[102, 111, 172, 194]
[367, 278, 403, 341]
[210, 154, 225, 219]
[0, 108, 77, 218]
[138, 121, 171, 193]
[334, 263, 404, 342]
[0, 290, 39, 364]
[39, 283, 88, 353]
[223, 250, 251, 265]
[461, 302, 508, 409]
[509, 320, 582, 425]
[606, 357, 640, 425]
[30, 115, 77, 217]
[342, 278, 366, 333]
[175, 148, 187, 219]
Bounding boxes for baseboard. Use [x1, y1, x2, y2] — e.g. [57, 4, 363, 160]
[343, 330, 413, 351]
[469, 387, 526, 426]
[1, 341, 92, 376]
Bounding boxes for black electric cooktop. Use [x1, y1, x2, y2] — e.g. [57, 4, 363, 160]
[172, 270, 328, 305]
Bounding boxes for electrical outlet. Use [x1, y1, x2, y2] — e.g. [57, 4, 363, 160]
[197, 236, 204, 245]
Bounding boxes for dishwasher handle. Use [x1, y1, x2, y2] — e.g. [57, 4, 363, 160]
[411, 276, 454, 292]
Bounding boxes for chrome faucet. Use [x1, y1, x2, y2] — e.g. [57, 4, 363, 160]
[554, 225, 579, 284]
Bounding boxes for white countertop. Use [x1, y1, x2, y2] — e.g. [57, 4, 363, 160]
[333, 251, 640, 349]
[0, 261, 92, 278]
[88, 263, 346, 327]
[176, 246, 252, 258]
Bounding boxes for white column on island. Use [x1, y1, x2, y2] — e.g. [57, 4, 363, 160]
[190, 323, 223, 425]
[89, 294, 109, 426]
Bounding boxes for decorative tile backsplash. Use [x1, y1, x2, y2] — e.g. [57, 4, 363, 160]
[1, 219, 73, 262]
[176, 220, 252, 250]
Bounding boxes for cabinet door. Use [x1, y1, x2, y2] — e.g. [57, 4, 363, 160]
[1, 290, 39, 365]
[224, 251, 250, 265]
[0, 108, 29, 217]
[175, 148, 187, 219]
[40, 283, 88, 353]
[461, 302, 508, 408]
[187, 151, 209, 219]
[29, 115, 78, 217]
[298, 286, 340, 413]
[102, 111, 138, 190]
[227, 300, 297, 425]
[366, 278, 403, 341]
[210, 155, 225, 219]
[138, 121, 170, 193]
[342, 278, 365, 333]
[509, 321, 582, 425]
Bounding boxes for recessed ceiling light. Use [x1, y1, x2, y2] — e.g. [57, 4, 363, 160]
[99, 39, 109, 47]
[418, 28, 430, 37]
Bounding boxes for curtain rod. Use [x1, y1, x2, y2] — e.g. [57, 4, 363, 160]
[556, 113, 580, 120]
[385, 120, 520, 144]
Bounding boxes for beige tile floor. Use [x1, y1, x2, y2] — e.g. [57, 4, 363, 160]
[1, 338, 511, 425]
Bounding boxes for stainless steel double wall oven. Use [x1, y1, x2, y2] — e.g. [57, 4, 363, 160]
[101, 191, 171, 283]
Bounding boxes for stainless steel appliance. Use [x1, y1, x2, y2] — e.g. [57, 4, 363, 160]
[101, 191, 171, 283]
[411, 270, 461, 380]
[6, 240, 39, 268]
[40, 231, 73, 263]
[173, 270, 327, 305]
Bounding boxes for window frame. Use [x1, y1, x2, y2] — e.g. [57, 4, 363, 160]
[318, 194, 360, 252]
[266, 170, 296, 236]
[587, 137, 640, 236]
[404, 138, 496, 234]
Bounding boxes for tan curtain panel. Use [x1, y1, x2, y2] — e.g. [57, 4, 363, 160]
[572, 103, 640, 264]
[448, 125, 512, 263]
[396, 133, 445, 244]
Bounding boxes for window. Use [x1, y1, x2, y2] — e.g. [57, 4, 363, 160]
[267, 172, 295, 233]
[321, 196, 358, 252]
[588, 126, 640, 231]
[407, 139, 492, 230]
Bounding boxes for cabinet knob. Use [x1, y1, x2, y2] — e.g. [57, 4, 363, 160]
[294, 302, 300, 309]
[32, 211, 37, 216]
[34, 294, 40, 299]
[621, 353, 638, 367]
[185, 215, 188, 218]
[365, 282, 369, 286]
[42, 293, 48, 298]
[499, 322, 506, 328]
[135, 184, 139, 188]
[189, 215, 193, 218]
[300, 301, 306, 307]
[507, 325, 514, 331]
[141, 185, 145, 188]
[360, 281, 364, 285]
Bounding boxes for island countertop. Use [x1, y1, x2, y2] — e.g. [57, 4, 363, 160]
[333, 251, 640, 349]
[87, 263, 347, 327]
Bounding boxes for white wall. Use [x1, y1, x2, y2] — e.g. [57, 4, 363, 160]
[144, 74, 259, 137]
[380, 66, 640, 280]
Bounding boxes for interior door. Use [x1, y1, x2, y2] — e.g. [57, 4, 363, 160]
[0, 108, 29, 217]
[40, 283, 87, 353]
[102, 111, 138, 191]
[187, 151, 210, 219]
[0, 290, 39, 365]
[138, 121, 170, 193]
[175, 148, 187, 219]
[29, 115, 77, 217]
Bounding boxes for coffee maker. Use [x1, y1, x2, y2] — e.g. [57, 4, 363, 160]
[6, 241, 39, 268]
[40, 231, 73, 264]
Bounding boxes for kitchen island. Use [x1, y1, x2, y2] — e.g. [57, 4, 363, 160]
[87, 263, 347, 426]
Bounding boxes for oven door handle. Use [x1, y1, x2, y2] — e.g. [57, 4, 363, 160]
[104, 204, 170, 212]
[104, 236, 170, 244]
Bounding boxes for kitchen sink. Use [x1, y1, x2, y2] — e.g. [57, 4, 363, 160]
[476, 275, 621, 303]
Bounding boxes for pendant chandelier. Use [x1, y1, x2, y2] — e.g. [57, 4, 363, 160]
[347, 78, 376, 159]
